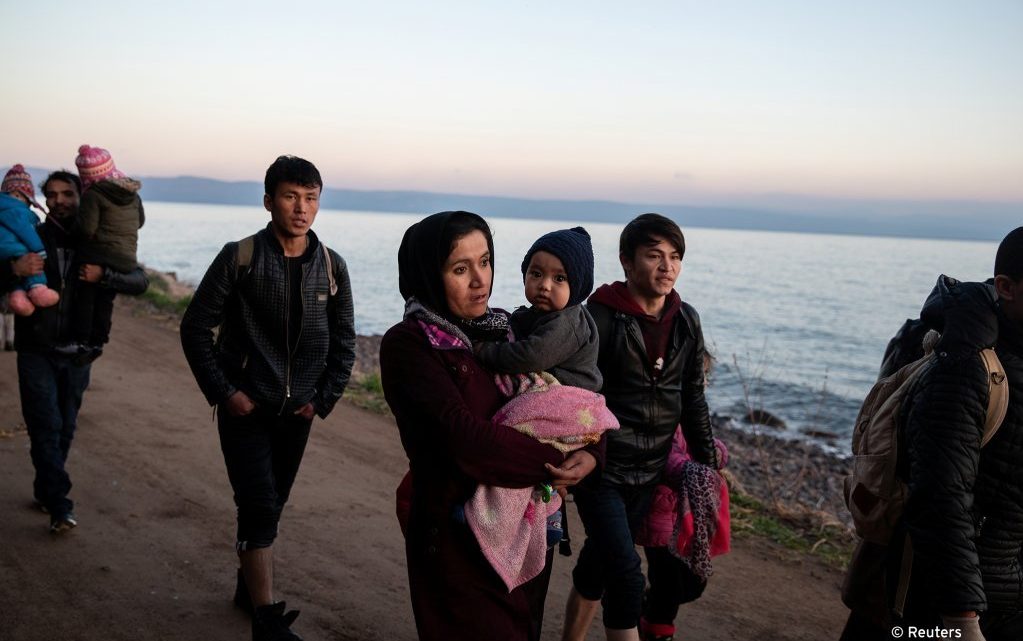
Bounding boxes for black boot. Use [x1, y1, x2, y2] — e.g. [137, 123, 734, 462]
[234, 569, 254, 616]
[252, 602, 302, 641]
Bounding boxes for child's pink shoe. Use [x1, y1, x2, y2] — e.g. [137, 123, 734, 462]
[7, 289, 36, 316]
[27, 286, 60, 308]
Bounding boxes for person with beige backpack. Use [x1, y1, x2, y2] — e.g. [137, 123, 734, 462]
[840, 227, 1023, 641]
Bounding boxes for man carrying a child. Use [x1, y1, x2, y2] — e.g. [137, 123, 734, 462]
[1, 166, 149, 534]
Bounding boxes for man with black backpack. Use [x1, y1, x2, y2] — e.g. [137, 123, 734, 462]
[842, 226, 1023, 641]
[180, 156, 356, 641]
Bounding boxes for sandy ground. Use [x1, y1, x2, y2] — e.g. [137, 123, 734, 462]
[0, 302, 849, 640]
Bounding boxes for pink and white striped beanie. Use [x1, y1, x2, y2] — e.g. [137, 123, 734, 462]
[75, 144, 126, 189]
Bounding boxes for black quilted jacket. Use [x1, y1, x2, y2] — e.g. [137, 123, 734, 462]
[180, 226, 356, 418]
[587, 300, 716, 486]
[901, 276, 1023, 613]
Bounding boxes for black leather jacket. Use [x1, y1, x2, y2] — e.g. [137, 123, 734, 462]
[179, 226, 356, 418]
[6, 218, 149, 354]
[588, 300, 716, 486]
[901, 276, 1023, 613]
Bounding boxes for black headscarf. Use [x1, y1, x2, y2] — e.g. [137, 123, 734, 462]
[398, 211, 509, 344]
[398, 210, 495, 317]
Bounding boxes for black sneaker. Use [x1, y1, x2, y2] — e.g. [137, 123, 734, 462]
[252, 601, 302, 641]
[50, 512, 78, 534]
[31, 499, 49, 514]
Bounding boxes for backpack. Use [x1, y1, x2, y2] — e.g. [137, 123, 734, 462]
[843, 330, 1009, 546]
[235, 234, 339, 296]
[216, 234, 340, 355]
[841, 328, 1009, 624]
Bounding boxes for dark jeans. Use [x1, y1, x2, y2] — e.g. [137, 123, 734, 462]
[218, 407, 312, 551]
[571, 482, 656, 630]
[643, 546, 707, 625]
[70, 280, 116, 346]
[17, 351, 92, 517]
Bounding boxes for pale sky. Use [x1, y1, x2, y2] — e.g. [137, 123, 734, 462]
[4, 1, 1021, 205]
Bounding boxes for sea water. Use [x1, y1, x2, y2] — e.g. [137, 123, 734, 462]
[139, 201, 997, 447]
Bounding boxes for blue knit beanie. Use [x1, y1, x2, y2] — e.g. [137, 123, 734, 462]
[520, 227, 595, 307]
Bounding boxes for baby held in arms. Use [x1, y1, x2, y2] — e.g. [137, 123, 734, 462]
[0, 165, 59, 315]
[470, 227, 618, 591]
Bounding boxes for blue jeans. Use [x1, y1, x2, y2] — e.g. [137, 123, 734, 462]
[17, 351, 91, 517]
[571, 482, 656, 629]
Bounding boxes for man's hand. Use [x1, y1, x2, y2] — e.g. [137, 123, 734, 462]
[545, 450, 597, 490]
[12, 253, 44, 277]
[225, 391, 256, 417]
[79, 264, 104, 283]
[293, 402, 316, 421]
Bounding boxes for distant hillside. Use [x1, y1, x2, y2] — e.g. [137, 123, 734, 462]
[21, 167, 1018, 241]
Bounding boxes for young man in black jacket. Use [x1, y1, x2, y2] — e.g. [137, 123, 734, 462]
[561, 214, 717, 641]
[2, 170, 149, 534]
[180, 155, 356, 641]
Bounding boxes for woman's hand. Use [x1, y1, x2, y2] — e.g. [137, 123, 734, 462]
[545, 450, 597, 490]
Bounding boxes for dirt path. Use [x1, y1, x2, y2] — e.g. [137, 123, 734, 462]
[0, 302, 849, 640]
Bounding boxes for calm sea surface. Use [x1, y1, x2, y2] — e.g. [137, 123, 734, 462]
[139, 201, 997, 448]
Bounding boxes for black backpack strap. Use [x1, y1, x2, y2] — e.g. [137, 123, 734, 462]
[587, 301, 615, 346]
[587, 301, 623, 375]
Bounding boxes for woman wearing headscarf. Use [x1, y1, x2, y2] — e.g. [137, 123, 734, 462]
[380, 211, 603, 641]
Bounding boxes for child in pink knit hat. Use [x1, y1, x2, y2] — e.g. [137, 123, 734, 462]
[69, 144, 145, 349]
[0, 165, 60, 315]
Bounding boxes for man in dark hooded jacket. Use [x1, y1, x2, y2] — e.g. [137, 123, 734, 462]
[879, 227, 1023, 641]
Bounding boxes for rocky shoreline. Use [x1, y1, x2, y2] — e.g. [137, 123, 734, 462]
[352, 332, 853, 527]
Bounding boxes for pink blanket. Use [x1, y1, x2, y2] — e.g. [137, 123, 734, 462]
[466, 374, 618, 591]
